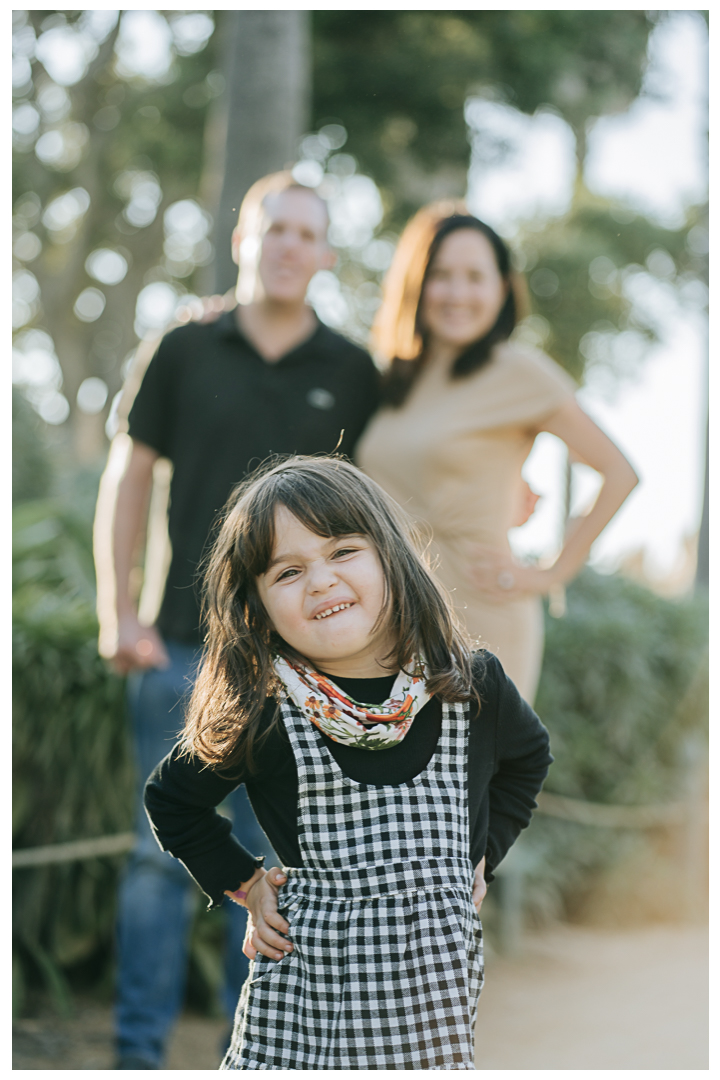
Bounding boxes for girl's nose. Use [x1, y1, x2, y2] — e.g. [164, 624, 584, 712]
[306, 559, 339, 592]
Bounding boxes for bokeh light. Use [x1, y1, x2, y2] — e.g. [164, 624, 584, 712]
[85, 249, 129, 286]
[74, 287, 106, 323]
[114, 11, 174, 81]
[76, 377, 109, 415]
[134, 281, 182, 339]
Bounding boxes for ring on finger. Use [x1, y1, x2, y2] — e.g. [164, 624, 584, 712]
[497, 570, 515, 590]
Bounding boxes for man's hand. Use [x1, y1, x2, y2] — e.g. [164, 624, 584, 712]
[473, 858, 487, 913]
[108, 614, 170, 675]
[237, 867, 293, 962]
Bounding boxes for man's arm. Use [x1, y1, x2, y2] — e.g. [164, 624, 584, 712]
[94, 434, 169, 674]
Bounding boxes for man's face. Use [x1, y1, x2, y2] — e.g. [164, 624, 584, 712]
[238, 188, 334, 305]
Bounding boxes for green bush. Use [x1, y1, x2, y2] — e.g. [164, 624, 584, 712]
[12, 389, 52, 505]
[12, 489, 224, 1019]
[513, 569, 708, 923]
[537, 568, 708, 803]
[12, 495, 134, 1015]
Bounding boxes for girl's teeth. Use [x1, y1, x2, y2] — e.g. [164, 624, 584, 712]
[316, 603, 351, 620]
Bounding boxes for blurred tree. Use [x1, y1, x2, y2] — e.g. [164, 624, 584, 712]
[14, 8, 695, 458]
[688, 202, 708, 593]
[13, 388, 52, 504]
[207, 11, 311, 293]
[312, 10, 654, 225]
[511, 189, 708, 382]
[307, 8, 707, 403]
[12, 10, 220, 460]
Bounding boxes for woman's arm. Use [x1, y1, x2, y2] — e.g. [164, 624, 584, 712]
[471, 397, 639, 599]
[539, 397, 639, 585]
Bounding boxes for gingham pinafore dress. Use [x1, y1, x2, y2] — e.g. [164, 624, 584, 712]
[222, 698, 484, 1070]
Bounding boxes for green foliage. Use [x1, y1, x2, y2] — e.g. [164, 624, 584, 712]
[516, 569, 708, 921]
[13, 387, 52, 504]
[12, 482, 221, 1016]
[536, 569, 708, 805]
[313, 10, 653, 223]
[515, 192, 705, 381]
[13, 10, 220, 436]
[311, 12, 705, 387]
[13, 493, 134, 1011]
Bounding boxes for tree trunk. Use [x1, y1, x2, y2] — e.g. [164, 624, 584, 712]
[207, 10, 311, 294]
[695, 414, 708, 591]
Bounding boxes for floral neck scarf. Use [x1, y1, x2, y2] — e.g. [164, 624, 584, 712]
[273, 656, 432, 750]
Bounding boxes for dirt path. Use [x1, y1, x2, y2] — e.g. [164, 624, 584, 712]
[475, 922, 708, 1069]
[12, 922, 708, 1070]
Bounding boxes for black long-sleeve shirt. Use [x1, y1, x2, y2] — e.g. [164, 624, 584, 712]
[144, 653, 552, 908]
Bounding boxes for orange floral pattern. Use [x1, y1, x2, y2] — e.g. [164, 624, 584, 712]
[273, 657, 432, 750]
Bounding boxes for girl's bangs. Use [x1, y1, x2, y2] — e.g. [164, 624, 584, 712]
[243, 467, 383, 577]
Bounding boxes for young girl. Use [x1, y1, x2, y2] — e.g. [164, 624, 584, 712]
[144, 455, 552, 1070]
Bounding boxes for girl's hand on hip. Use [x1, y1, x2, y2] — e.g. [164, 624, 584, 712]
[473, 858, 487, 913]
[468, 545, 554, 601]
[241, 867, 293, 962]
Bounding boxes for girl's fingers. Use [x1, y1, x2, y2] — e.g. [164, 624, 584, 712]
[254, 918, 293, 958]
[250, 929, 282, 961]
[263, 908, 291, 935]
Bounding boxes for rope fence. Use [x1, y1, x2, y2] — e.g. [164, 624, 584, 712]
[535, 791, 688, 829]
[12, 788, 697, 870]
[12, 832, 136, 869]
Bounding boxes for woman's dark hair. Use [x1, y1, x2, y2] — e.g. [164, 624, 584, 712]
[372, 200, 527, 406]
[182, 455, 478, 776]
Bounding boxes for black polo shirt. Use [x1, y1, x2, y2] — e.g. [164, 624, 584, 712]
[127, 311, 380, 644]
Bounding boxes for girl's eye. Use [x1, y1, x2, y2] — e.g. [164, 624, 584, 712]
[332, 547, 359, 559]
[276, 567, 300, 581]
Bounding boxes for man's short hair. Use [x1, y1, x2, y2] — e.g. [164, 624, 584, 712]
[236, 171, 329, 239]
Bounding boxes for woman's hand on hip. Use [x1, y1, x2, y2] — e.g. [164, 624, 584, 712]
[234, 867, 293, 962]
[468, 545, 554, 601]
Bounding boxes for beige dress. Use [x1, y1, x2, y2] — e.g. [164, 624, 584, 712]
[357, 340, 576, 703]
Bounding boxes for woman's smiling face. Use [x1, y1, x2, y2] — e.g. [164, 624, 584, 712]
[419, 228, 508, 352]
[256, 506, 396, 677]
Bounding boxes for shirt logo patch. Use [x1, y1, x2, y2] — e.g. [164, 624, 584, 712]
[307, 387, 335, 410]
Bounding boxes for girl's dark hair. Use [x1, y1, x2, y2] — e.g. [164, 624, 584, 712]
[372, 201, 526, 407]
[182, 455, 478, 775]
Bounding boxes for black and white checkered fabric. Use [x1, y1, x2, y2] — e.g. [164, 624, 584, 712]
[222, 699, 484, 1071]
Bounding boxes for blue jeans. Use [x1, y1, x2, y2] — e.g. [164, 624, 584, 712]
[115, 640, 276, 1067]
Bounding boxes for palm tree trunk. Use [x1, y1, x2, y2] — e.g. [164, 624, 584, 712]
[204, 11, 311, 294]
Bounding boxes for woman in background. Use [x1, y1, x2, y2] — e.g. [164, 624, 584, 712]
[357, 202, 638, 703]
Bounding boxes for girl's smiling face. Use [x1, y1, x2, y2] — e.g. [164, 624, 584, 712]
[256, 506, 396, 678]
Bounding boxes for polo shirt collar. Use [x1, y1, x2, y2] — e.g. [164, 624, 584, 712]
[213, 308, 330, 366]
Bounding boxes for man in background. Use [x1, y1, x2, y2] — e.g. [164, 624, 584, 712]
[94, 172, 379, 1069]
